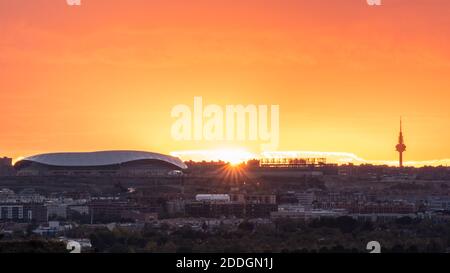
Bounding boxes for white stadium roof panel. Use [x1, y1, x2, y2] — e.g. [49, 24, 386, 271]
[20, 150, 187, 169]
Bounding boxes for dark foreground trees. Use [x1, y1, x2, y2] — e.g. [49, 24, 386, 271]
[2, 217, 449, 253]
[85, 218, 450, 253]
[0, 239, 66, 253]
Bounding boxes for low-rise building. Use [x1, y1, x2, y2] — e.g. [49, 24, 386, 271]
[271, 205, 347, 220]
[0, 157, 14, 176]
[427, 196, 450, 212]
[0, 203, 48, 223]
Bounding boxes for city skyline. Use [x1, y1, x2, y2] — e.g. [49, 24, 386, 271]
[1, 0, 450, 166]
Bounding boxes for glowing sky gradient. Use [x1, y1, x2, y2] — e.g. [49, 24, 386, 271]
[1, 0, 450, 166]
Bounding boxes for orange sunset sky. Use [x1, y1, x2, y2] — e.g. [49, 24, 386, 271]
[1, 0, 450, 166]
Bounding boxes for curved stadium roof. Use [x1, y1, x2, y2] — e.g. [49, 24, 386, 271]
[17, 150, 187, 169]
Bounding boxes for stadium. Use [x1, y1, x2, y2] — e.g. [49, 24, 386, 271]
[14, 150, 188, 177]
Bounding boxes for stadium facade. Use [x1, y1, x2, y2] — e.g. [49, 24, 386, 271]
[14, 150, 187, 177]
